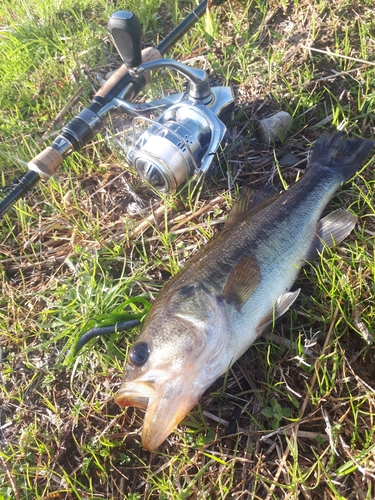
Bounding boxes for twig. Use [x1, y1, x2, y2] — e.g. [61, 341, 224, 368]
[118, 196, 225, 241]
[322, 407, 338, 456]
[309, 114, 335, 129]
[260, 409, 324, 442]
[51, 85, 85, 126]
[203, 410, 229, 427]
[303, 66, 366, 86]
[0, 452, 21, 500]
[274, 428, 328, 441]
[353, 308, 374, 345]
[130, 204, 166, 238]
[170, 195, 225, 231]
[301, 45, 375, 67]
[40, 85, 85, 141]
[142, 218, 225, 243]
[338, 436, 375, 481]
[264, 435, 293, 500]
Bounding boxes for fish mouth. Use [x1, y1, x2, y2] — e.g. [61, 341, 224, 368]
[115, 379, 198, 451]
[114, 381, 157, 410]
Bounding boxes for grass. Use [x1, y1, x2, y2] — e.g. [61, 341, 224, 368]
[1, 0, 375, 498]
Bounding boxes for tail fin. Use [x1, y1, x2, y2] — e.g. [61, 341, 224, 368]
[309, 132, 374, 181]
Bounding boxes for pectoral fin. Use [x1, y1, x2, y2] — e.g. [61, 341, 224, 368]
[222, 254, 261, 310]
[257, 289, 300, 334]
[307, 209, 357, 260]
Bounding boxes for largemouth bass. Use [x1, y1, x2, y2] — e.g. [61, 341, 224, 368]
[115, 132, 373, 451]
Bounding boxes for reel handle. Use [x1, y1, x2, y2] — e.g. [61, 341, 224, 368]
[108, 11, 142, 68]
[95, 46, 161, 102]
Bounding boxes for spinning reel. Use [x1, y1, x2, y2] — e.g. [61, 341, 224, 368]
[0, 0, 233, 217]
[108, 11, 233, 193]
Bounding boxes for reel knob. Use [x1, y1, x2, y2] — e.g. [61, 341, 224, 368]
[108, 11, 142, 68]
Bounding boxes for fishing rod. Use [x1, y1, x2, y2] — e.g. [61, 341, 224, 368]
[0, 0, 233, 218]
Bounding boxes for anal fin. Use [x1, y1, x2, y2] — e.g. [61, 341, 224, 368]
[307, 209, 357, 260]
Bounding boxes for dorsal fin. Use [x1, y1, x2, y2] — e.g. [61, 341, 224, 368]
[224, 186, 281, 230]
[222, 254, 261, 310]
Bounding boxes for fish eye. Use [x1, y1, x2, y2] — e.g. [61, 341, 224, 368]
[129, 342, 150, 367]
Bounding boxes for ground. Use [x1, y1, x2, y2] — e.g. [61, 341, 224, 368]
[0, 0, 375, 499]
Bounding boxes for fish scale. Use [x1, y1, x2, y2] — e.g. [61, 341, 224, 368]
[115, 132, 374, 451]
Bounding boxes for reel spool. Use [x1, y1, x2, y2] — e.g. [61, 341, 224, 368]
[128, 102, 229, 193]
